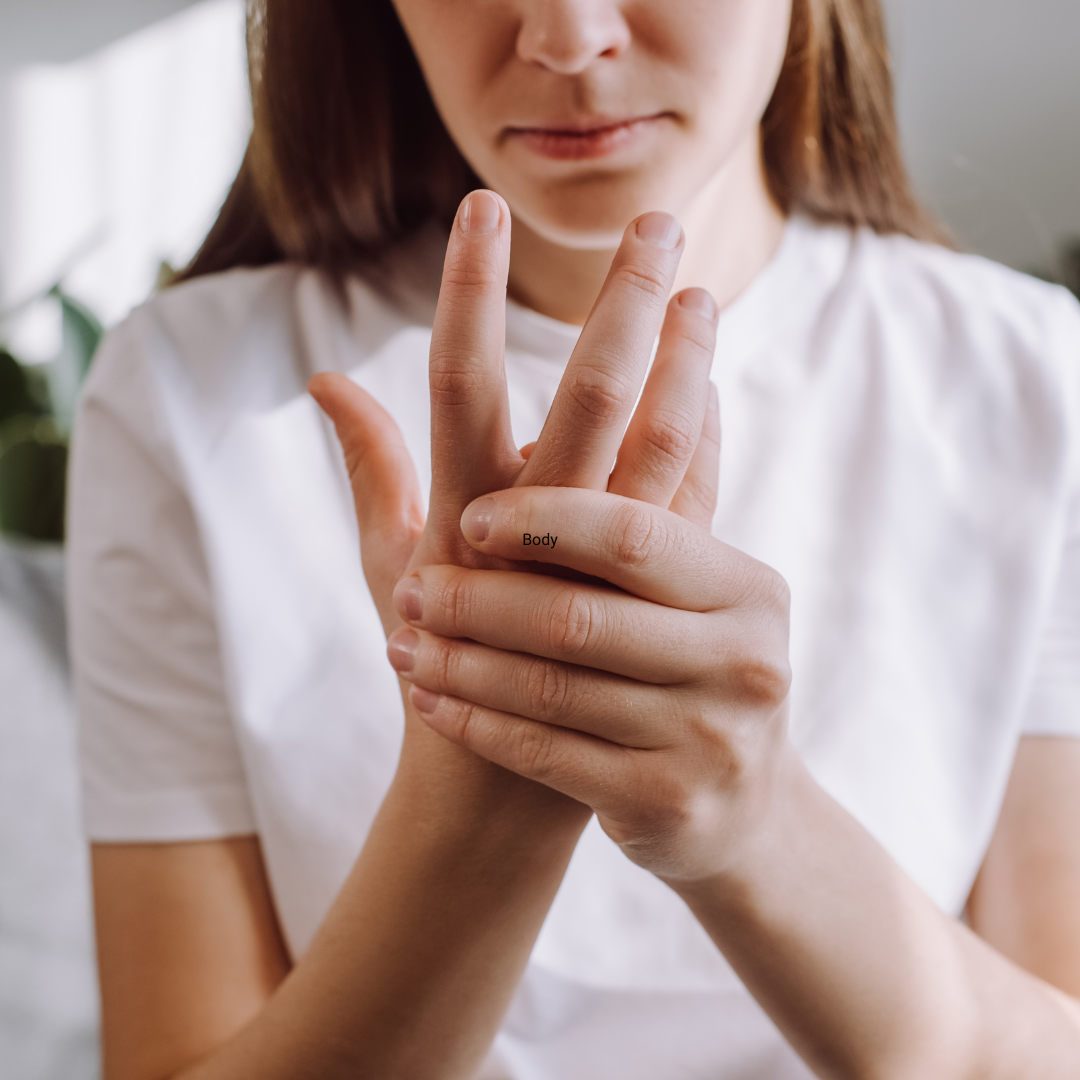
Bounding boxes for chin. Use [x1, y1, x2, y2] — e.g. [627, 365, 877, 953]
[503, 173, 685, 251]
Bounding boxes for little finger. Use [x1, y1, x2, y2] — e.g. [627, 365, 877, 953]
[409, 686, 640, 813]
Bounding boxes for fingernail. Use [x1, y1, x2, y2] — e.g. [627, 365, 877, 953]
[393, 576, 423, 622]
[636, 212, 682, 250]
[460, 190, 501, 234]
[678, 287, 718, 320]
[410, 685, 441, 716]
[461, 497, 494, 543]
[386, 628, 419, 673]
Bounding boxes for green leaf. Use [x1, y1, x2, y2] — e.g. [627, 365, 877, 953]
[0, 349, 43, 425]
[55, 288, 104, 381]
[0, 415, 68, 543]
[46, 287, 104, 436]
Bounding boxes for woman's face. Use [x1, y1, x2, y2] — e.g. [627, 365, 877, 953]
[391, 0, 793, 249]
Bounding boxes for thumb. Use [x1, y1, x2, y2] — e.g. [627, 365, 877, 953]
[310, 373, 424, 629]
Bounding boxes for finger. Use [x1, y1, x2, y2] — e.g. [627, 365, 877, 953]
[408, 685, 637, 812]
[310, 374, 424, 622]
[519, 441, 536, 461]
[459, 486, 756, 610]
[386, 626, 679, 748]
[668, 380, 720, 529]
[607, 288, 717, 506]
[428, 190, 520, 520]
[393, 564, 709, 682]
[519, 212, 685, 490]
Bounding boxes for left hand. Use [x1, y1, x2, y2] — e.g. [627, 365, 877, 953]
[385, 483, 796, 884]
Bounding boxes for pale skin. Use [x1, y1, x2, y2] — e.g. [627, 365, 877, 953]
[91, 2, 1080, 1079]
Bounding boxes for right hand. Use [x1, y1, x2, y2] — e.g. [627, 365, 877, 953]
[310, 189, 721, 794]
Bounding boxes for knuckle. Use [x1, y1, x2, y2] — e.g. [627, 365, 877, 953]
[452, 697, 485, 747]
[674, 473, 714, 519]
[439, 571, 474, 633]
[428, 353, 486, 409]
[730, 559, 791, 619]
[565, 365, 631, 424]
[636, 410, 697, 469]
[440, 250, 503, 292]
[545, 587, 598, 657]
[612, 502, 669, 570]
[672, 316, 719, 359]
[524, 659, 570, 716]
[732, 652, 792, 709]
[757, 564, 791, 615]
[431, 636, 457, 688]
[514, 723, 559, 779]
[612, 260, 669, 300]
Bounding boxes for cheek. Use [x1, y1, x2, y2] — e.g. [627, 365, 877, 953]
[676, 0, 793, 145]
[390, 0, 517, 161]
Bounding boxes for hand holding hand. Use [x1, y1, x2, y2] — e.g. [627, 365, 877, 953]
[386, 483, 795, 885]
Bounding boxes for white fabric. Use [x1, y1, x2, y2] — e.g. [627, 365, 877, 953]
[68, 217, 1080, 1079]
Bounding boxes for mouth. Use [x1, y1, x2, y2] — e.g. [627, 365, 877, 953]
[503, 113, 672, 161]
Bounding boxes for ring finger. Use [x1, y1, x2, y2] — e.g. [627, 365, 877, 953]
[387, 627, 681, 748]
[607, 287, 718, 506]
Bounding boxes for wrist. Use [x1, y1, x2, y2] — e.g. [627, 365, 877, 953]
[662, 738, 815, 909]
[393, 703, 592, 836]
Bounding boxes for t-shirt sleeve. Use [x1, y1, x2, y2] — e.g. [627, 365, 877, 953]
[68, 314, 257, 841]
[1020, 516, 1080, 737]
[1020, 293, 1080, 738]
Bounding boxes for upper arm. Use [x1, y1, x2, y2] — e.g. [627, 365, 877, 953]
[69, 325, 256, 842]
[967, 736, 1080, 997]
[70, 314, 290, 1076]
[92, 837, 291, 1080]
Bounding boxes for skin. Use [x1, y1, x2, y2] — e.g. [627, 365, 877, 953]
[390, 0, 789, 322]
[94, 196, 722, 1080]
[91, 2, 1080, 1079]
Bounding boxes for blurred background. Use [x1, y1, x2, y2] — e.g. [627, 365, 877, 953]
[0, 1, 1078, 1076]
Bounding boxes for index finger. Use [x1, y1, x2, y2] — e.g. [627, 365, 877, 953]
[427, 190, 520, 519]
[519, 212, 685, 491]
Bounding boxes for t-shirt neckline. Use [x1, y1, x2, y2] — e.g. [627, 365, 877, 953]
[502, 215, 822, 371]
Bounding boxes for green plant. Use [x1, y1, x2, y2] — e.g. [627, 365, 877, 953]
[0, 289, 103, 543]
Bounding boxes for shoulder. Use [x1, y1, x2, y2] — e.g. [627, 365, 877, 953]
[778, 221, 1080, 441]
[84, 264, 306, 411]
[82, 262, 426, 438]
[838, 225, 1080, 374]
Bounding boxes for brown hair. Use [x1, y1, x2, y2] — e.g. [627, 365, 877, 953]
[178, 0, 943, 285]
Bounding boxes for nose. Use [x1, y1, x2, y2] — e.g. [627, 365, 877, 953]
[516, 0, 631, 75]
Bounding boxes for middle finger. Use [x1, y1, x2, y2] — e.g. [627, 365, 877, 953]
[392, 563, 710, 683]
[519, 212, 685, 491]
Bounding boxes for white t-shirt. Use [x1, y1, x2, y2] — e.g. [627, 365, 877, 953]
[68, 217, 1080, 1080]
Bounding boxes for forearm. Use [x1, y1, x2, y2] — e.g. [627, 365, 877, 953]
[673, 746, 1080, 1080]
[181, 719, 589, 1080]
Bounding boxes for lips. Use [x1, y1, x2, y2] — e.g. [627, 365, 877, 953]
[504, 113, 670, 161]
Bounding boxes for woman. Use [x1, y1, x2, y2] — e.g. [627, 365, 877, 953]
[69, 0, 1080, 1077]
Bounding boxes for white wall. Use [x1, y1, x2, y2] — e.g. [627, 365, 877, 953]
[0, 0, 250, 354]
[885, 0, 1080, 275]
[0, 0, 200, 65]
